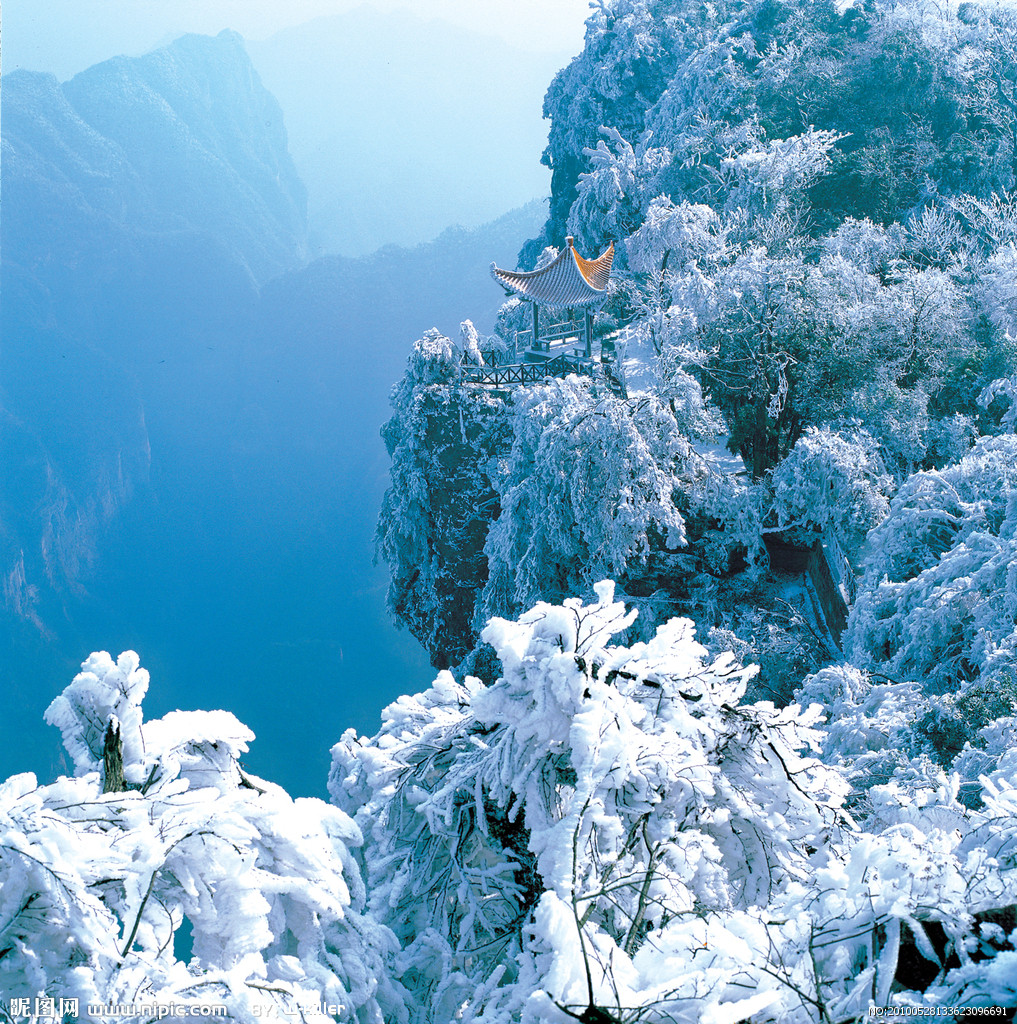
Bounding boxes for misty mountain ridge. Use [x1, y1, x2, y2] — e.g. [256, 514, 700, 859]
[4, 30, 308, 289]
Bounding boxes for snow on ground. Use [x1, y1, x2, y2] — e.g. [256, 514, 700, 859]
[619, 325, 656, 394]
[691, 435, 750, 476]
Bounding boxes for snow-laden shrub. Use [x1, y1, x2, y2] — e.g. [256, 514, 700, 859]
[719, 129, 844, 221]
[980, 372, 1017, 433]
[652, 359, 724, 439]
[846, 380, 932, 473]
[802, 677, 1017, 1004]
[403, 327, 459, 386]
[822, 218, 904, 277]
[846, 435, 1017, 697]
[770, 426, 892, 559]
[1, 653, 399, 1021]
[794, 661, 1017, 1003]
[798, 659, 1017, 813]
[976, 242, 1017, 341]
[923, 412, 978, 467]
[329, 583, 1014, 1021]
[796, 663, 961, 806]
[626, 196, 728, 287]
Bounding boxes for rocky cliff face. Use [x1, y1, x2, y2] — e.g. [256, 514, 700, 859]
[1, 31, 308, 636]
[379, 364, 509, 671]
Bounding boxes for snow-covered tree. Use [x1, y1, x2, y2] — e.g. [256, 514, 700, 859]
[980, 372, 1017, 433]
[567, 127, 673, 257]
[330, 583, 849, 1022]
[846, 434, 1017, 697]
[1, 651, 399, 1022]
[334, 586, 1017, 1022]
[769, 427, 892, 560]
[477, 378, 692, 631]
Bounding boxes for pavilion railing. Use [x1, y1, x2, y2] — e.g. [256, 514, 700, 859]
[460, 353, 597, 388]
[456, 326, 627, 397]
[515, 316, 585, 351]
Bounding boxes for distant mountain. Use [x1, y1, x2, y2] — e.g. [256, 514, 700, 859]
[1, 30, 311, 781]
[1, 30, 305, 636]
[4, 30, 307, 288]
[235, 200, 548, 524]
[247, 9, 565, 256]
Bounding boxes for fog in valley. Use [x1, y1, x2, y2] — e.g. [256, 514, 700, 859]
[0, 5, 580, 794]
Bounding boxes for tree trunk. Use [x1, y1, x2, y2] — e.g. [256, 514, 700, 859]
[752, 394, 769, 479]
[102, 718, 126, 793]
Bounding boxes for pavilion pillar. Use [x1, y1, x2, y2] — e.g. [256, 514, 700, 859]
[531, 302, 539, 349]
[584, 311, 593, 358]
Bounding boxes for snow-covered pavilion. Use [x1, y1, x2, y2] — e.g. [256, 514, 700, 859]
[491, 236, 614, 357]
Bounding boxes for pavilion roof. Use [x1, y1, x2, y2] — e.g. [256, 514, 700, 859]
[491, 237, 614, 310]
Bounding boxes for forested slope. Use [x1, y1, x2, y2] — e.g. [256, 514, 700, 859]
[367, 0, 1017, 1015]
[381, 0, 1017, 713]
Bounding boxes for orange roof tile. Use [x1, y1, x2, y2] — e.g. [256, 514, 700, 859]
[491, 237, 614, 309]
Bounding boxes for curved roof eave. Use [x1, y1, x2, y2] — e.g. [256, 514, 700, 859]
[491, 238, 614, 310]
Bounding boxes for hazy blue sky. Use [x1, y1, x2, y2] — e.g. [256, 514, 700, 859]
[4, 0, 593, 78]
